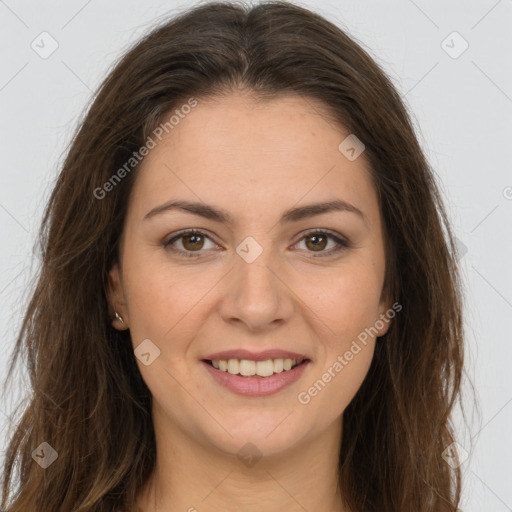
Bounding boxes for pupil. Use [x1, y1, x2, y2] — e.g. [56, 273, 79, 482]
[186, 234, 202, 249]
[308, 235, 326, 251]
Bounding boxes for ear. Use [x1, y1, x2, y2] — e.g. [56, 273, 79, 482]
[375, 285, 395, 338]
[107, 262, 129, 330]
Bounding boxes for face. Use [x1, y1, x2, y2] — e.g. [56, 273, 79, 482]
[108, 92, 393, 457]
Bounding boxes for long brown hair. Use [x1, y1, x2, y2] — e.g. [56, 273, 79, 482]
[1, 1, 470, 510]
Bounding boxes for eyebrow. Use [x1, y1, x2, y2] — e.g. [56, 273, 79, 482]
[143, 198, 366, 225]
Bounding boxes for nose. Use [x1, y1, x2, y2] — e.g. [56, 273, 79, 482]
[217, 243, 295, 332]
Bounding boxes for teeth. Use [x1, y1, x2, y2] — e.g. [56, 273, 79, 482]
[209, 357, 303, 377]
[273, 358, 284, 373]
[227, 359, 239, 375]
[256, 360, 274, 377]
[239, 359, 256, 376]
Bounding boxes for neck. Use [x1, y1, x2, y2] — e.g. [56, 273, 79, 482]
[136, 411, 348, 512]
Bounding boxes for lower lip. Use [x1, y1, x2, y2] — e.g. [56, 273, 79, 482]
[202, 360, 310, 396]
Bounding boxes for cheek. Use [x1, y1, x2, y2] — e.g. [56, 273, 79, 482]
[122, 254, 202, 339]
[298, 320, 376, 419]
[301, 259, 382, 412]
[319, 344, 375, 415]
[303, 261, 384, 343]
[296, 330, 376, 425]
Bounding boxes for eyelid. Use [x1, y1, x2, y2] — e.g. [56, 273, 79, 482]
[163, 228, 351, 258]
[163, 228, 219, 256]
[292, 228, 351, 257]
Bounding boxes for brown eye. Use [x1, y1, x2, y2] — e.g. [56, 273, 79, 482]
[295, 230, 350, 258]
[163, 229, 217, 257]
[304, 233, 328, 252]
[181, 233, 205, 251]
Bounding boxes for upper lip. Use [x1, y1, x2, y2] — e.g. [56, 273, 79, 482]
[203, 349, 310, 362]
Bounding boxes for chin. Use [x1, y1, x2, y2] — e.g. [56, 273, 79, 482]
[202, 415, 308, 458]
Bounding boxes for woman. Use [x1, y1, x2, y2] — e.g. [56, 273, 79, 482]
[1, 1, 468, 510]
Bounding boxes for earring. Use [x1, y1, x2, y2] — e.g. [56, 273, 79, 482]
[115, 311, 124, 324]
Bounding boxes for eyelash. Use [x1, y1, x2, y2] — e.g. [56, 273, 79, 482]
[162, 229, 351, 259]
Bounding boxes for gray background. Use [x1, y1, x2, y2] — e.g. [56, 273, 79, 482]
[1, 0, 511, 509]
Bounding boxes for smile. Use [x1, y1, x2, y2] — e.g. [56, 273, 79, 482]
[206, 357, 305, 377]
[202, 358, 311, 396]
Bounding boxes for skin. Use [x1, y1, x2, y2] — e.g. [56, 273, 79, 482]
[107, 92, 393, 512]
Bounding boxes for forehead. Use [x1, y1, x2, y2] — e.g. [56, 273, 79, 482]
[127, 92, 379, 226]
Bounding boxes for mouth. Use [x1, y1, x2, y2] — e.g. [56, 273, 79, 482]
[201, 356, 311, 397]
[202, 357, 310, 378]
